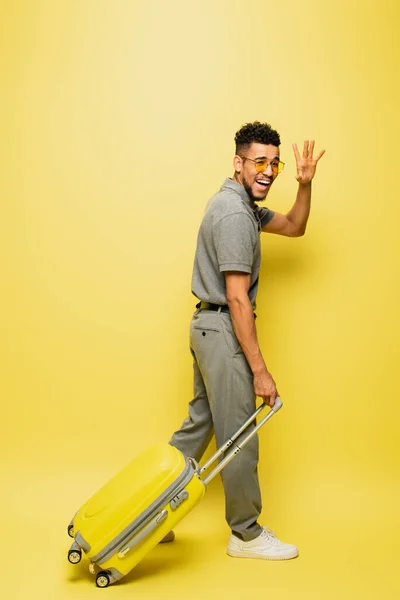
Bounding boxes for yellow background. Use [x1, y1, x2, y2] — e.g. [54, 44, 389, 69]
[1, 1, 399, 598]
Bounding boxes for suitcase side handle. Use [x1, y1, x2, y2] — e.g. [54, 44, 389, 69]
[117, 509, 169, 558]
[200, 398, 283, 486]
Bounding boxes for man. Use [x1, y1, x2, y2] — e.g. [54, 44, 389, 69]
[166, 121, 325, 559]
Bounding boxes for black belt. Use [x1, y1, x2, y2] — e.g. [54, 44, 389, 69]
[196, 301, 230, 313]
[195, 301, 257, 319]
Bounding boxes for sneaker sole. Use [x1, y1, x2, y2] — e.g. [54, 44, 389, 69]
[227, 548, 299, 561]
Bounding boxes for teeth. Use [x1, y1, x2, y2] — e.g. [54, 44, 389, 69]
[256, 181, 269, 185]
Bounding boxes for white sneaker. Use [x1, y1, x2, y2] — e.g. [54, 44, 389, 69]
[227, 527, 299, 561]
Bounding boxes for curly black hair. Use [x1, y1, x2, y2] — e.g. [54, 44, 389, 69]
[235, 121, 281, 154]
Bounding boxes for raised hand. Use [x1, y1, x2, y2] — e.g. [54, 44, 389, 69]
[292, 140, 325, 184]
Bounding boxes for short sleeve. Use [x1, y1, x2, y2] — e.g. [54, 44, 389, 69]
[258, 206, 275, 228]
[213, 213, 256, 273]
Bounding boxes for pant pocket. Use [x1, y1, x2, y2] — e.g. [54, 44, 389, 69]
[220, 315, 243, 356]
[193, 326, 220, 333]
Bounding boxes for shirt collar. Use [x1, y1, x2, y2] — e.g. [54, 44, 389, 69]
[221, 177, 257, 210]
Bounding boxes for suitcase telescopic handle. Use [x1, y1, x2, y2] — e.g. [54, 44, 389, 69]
[200, 397, 283, 486]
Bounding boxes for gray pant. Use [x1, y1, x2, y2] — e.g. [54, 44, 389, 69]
[169, 308, 263, 542]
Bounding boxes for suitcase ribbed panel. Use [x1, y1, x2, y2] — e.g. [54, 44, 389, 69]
[100, 473, 205, 576]
[92, 458, 194, 564]
[73, 444, 190, 559]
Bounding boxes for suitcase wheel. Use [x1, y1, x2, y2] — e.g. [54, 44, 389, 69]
[96, 571, 111, 588]
[67, 524, 75, 538]
[68, 549, 82, 564]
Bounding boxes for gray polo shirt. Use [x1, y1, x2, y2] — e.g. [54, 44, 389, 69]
[191, 178, 274, 310]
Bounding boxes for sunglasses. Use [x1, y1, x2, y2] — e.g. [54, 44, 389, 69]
[240, 156, 285, 174]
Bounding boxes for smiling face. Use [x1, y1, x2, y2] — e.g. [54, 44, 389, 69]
[233, 142, 280, 202]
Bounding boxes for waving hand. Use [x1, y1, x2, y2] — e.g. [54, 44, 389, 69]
[292, 140, 325, 184]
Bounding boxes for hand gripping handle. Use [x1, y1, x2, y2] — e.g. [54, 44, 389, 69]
[271, 397, 283, 412]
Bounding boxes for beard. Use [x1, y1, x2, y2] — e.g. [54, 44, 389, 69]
[243, 181, 268, 204]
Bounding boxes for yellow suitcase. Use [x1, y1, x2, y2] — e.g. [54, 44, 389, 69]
[67, 399, 282, 588]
